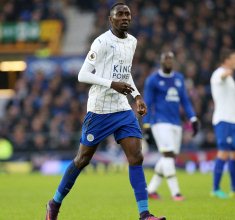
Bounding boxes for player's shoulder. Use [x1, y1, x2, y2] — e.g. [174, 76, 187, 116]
[127, 33, 137, 42]
[212, 67, 224, 75]
[211, 67, 224, 83]
[149, 71, 158, 78]
[92, 31, 108, 44]
[146, 72, 158, 83]
[126, 33, 137, 50]
[173, 71, 185, 80]
[90, 31, 111, 51]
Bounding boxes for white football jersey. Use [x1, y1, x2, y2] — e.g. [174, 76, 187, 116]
[210, 67, 235, 124]
[84, 30, 139, 114]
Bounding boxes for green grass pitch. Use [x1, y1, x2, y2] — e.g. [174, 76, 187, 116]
[0, 168, 234, 220]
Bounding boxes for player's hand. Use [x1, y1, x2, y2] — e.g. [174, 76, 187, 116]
[111, 81, 134, 95]
[192, 119, 200, 137]
[135, 95, 147, 116]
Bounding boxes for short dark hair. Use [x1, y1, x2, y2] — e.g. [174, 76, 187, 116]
[110, 2, 126, 15]
[160, 51, 175, 61]
[220, 49, 235, 63]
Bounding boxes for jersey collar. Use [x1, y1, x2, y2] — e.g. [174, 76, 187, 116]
[108, 30, 128, 42]
[159, 69, 174, 78]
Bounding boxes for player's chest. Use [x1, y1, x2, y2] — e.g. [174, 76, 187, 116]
[155, 77, 182, 93]
[224, 77, 235, 89]
[106, 42, 134, 63]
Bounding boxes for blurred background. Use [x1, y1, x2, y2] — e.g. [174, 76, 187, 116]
[0, 0, 234, 174]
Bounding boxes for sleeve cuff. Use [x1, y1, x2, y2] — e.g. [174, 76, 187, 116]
[190, 116, 197, 122]
[103, 79, 112, 88]
[131, 90, 140, 98]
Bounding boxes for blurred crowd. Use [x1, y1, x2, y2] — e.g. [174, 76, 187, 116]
[0, 70, 89, 154]
[1, 0, 235, 156]
[0, 0, 65, 23]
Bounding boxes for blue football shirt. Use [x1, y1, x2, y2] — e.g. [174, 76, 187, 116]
[143, 70, 196, 126]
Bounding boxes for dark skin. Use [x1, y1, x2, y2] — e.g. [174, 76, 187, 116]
[74, 4, 147, 169]
[161, 53, 174, 74]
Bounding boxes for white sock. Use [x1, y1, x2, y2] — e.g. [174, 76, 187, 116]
[148, 158, 164, 194]
[161, 157, 180, 196]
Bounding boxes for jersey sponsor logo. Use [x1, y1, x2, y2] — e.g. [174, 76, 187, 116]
[112, 64, 131, 80]
[87, 51, 97, 61]
[87, 134, 94, 142]
[165, 87, 180, 102]
[113, 64, 131, 73]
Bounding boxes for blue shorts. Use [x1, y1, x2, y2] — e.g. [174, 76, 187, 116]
[214, 121, 235, 151]
[80, 110, 142, 146]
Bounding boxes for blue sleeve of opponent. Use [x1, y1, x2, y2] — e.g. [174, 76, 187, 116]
[180, 76, 196, 119]
[143, 75, 155, 124]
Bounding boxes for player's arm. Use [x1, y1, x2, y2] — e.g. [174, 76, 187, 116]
[180, 77, 199, 136]
[78, 38, 112, 87]
[142, 76, 154, 128]
[221, 68, 233, 80]
[79, 62, 135, 95]
[142, 76, 155, 145]
[127, 74, 147, 116]
[128, 74, 140, 98]
[78, 61, 112, 87]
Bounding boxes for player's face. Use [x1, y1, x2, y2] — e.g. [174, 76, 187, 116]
[110, 5, 131, 32]
[162, 56, 174, 72]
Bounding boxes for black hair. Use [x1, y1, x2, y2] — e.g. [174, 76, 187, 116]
[110, 2, 126, 15]
[160, 51, 175, 62]
[220, 49, 235, 63]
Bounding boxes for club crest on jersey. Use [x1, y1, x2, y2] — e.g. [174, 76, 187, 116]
[175, 79, 182, 87]
[88, 51, 97, 61]
[119, 60, 124, 64]
[87, 134, 94, 142]
[226, 136, 232, 144]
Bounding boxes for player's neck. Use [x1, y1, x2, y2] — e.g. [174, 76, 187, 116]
[162, 68, 172, 74]
[110, 28, 127, 39]
[221, 64, 231, 70]
[159, 69, 173, 77]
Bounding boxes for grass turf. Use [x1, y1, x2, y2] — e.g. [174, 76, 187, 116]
[0, 167, 234, 220]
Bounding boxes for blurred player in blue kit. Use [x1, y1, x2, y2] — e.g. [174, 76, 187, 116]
[210, 50, 235, 199]
[143, 51, 199, 201]
[45, 2, 166, 220]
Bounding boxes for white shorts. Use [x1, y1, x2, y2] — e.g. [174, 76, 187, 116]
[151, 123, 182, 154]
